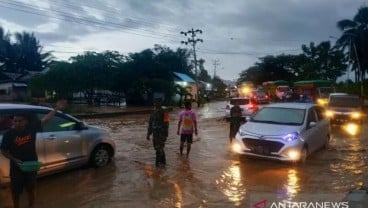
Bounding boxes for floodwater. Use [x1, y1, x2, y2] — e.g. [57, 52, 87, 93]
[1, 101, 368, 207]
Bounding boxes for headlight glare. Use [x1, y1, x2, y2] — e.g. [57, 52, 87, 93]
[231, 142, 243, 153]
[351, 112, 361, 119]
[325, 110, 334, 117]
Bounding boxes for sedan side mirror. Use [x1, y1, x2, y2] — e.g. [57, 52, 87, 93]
[309, 121, 317, 128]
[74, 122, 88, 130]
[245, 116, 251, 122]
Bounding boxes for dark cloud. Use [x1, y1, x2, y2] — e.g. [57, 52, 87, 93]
[0, 0, 366, 80]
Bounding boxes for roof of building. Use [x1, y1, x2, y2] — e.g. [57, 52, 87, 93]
[173, 72, 195, 83]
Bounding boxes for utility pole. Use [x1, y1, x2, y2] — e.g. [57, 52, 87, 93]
[212, 59, 220, 79]
[181, 28, 203, 106]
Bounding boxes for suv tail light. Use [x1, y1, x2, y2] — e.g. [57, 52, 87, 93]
[248, 103, 258, 110]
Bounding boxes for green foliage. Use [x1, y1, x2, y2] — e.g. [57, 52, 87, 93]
[212, 76, 227, 97]
[299, 41, 347, 81]
[336, 6, 368, 94]
[238, 41, 347, 85]
[0, 27, 52, 74]
[29, 45, 202, 106]
[238, 55, 296, 85]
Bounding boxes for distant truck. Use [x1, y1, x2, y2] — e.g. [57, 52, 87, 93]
[262, 80, 290, 101]
[228, 86, 239, 98]
[293, 80, 335, 105]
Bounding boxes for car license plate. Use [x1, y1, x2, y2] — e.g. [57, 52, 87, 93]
[252, 146, 270, 155]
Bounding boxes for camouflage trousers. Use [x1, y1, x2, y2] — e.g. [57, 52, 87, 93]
[152, 131, 167, 167]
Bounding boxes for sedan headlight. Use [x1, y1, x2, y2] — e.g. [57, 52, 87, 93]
[325, 110, 334, 118]
[351, 112, 361, 119]
[317, 98, 328, 106]
[231, 141, 243, 153]
[282, 132, 299, 142]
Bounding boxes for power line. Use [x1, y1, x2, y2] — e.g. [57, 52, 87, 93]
[0, 0, 182, 42]
[47, 0, 181, 32]
[2, 0, 182, 39]
[197, 47, 301, 56]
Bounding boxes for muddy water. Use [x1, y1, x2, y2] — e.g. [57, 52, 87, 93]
[1, 101, 368, 207]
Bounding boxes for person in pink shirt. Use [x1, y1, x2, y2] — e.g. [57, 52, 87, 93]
[177, 101, 198, 158]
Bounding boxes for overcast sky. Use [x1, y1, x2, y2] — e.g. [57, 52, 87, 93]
[0, 0, 366, 81]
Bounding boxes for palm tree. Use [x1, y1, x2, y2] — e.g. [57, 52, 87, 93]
[13, 32, 53, 74]
[336, 6, 368, 96]
[0, 27, 14, 72]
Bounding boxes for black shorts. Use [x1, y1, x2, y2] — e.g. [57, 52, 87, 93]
[180, 134, 193, 143]
[10, 167, 37, 196]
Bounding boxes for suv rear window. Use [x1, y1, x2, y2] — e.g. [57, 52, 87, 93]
[329, 96, 361, 108]
[252, 91, 266, 96]
[230, 99, 249, 105]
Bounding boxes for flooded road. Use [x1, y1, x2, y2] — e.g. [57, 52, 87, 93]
[1, 101, 368, 207]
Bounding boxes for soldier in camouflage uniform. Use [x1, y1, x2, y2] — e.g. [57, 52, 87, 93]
[147, 99, 169, 167]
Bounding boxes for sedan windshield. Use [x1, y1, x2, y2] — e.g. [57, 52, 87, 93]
[251, 107, 305, 125]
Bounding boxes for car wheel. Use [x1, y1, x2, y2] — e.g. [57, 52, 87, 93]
[90, 145, 112, 168]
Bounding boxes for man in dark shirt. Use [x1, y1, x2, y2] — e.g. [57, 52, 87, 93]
[147, 98, 169, 167]
[0, 100, 67, 208]
[229, 100, 242, 143]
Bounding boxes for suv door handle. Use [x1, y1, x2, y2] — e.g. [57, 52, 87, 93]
[47, 135, 56, 140]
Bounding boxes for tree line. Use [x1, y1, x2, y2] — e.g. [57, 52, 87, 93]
[31, 45, 219, 105]
[237, 6, 368, 95]
[1, 6, 367, 102]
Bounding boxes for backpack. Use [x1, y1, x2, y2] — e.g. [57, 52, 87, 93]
[181, 112, 194, 132]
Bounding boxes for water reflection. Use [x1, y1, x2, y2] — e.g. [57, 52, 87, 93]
[216, 161, 246, 206]
[216, 160, 303, 205]
[282, 169, 300, 201]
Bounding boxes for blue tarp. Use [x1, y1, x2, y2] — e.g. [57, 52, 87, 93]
[173, 72, 195, 83]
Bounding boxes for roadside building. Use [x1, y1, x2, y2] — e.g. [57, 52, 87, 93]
[173, 72, 197, 103]
[0, 72, 30, 102]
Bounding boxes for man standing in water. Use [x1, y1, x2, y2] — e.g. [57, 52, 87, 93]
[0, 100, 67, 208]
[147, 98, 169, 167]
[177, 101, 197, 158]
[229, 100, 242, 143]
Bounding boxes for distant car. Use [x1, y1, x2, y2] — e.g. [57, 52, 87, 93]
[0, 104, 116, 185]
[225, 97, 258, 119]
[250, 90, 270, 104]
[325, 94, 364, 124]
[231, 103, 330, 163]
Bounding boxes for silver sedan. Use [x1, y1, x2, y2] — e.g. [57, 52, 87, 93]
[231, 103, 330, 163]
[0, 104, 115, 185]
